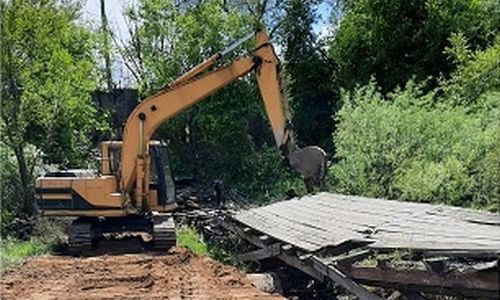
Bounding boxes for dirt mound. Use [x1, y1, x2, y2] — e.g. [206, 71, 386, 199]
[0, 247, 283, 299]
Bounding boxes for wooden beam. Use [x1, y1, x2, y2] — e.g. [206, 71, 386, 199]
[400, 291, 428, 300]
[311, 256, 382, 300]
[281, 244, 294, 253]
[333, 249, 372, 269]
[277, 252, 324, 280]
[345, 266, 499, 298]
[259, 234, 272, 244]
[316, 241, 371, 257]
[221, 221, 266, 248]
[370, 247, 500, 259]
[237, 243, 281, 262]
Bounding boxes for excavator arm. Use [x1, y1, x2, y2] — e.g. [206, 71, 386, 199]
[120, 30, 326, 205]
[34, 30, 327, 253]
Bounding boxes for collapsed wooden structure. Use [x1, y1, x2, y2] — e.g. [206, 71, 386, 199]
[222, 193, 500, 299]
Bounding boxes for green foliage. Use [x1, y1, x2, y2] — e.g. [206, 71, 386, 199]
[331, 0, 500, 92]
[330, 81, 499, 210]
[176, 226, 208, 255]
[279, 0, 338, 152]
[234, 146, 306, 203]
[1, 0, 102, 167]
[0, 238, 50, 272]
[0, 144, 35, 231]
[443, 36, 500, 105]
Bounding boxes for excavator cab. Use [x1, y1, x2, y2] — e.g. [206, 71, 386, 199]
[102, 140, 176, 206]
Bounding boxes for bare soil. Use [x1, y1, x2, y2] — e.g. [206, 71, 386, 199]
[0, 247, 283, 300]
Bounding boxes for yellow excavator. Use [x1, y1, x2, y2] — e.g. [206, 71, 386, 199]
[35, 30, 326, 254]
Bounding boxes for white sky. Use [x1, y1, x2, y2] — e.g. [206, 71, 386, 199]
[82, 0, 136, 40]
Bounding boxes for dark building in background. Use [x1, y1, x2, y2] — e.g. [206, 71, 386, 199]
[92, 88, 138, 139]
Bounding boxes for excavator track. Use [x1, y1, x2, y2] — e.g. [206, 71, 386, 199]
[153, 213, 177, 251]
[67, 215, 176, 255]
[68, 219, 94, 255]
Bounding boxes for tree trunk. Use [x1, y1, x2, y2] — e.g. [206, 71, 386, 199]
[100, 0, 113, 91]
[13, 145, 35, 216]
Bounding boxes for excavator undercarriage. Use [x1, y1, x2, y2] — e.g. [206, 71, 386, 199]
[67, 214, 176, 255]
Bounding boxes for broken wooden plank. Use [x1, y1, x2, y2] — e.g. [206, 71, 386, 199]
[236, 243, 281, 262]
[281, 244, 294, 253]
[311, 256, 382, 300]
[221, 221, 266, 248]
[332, 249, 372, 269]
[276, 251, 324, 281]
[259, 234, 272, 244]
[223, 220, 324, 280]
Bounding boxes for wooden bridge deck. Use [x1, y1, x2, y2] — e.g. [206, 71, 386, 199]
[233, 192, 500, 254]
[224, 193, 500, 298]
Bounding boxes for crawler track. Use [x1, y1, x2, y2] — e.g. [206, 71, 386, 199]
[67, 214, 177, 255]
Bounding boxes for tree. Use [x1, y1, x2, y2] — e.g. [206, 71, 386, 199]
[279, 0, 338, 153]
[331, 0, 500, 93]
[1, 0, 99, 216]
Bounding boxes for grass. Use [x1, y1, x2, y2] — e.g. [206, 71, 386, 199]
[176, 225, 208, 255]
[176, 225, 242, 268]
[0, 238, 50, 272]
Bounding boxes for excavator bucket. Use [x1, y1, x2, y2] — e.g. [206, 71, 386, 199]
[288, 146, 327, 193]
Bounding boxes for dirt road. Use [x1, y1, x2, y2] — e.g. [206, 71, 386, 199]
[0, 247, 282, 299]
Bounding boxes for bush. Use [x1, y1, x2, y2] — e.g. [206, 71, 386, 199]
[473, 125, 500, 211]
[330, 81, 499, 210]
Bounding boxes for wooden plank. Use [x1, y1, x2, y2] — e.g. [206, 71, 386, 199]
[400, 291, 428, 300]
[281, 244, 294, 253]
[276, 251, 324, 281]
[259, 235, 272, 244]
[420, 249, 500, 258]
[221, 221, 266, 248]
[237, 243, 281, 262]
[345, 266, 500, 298]
[223, 220, 324, 280]
[311, 256, 382, 300]
[332, 249, 372, 268]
